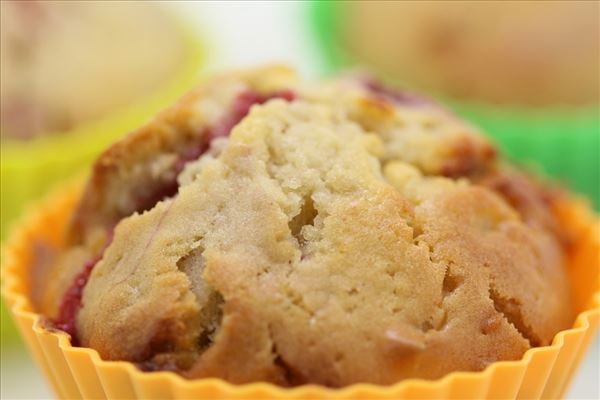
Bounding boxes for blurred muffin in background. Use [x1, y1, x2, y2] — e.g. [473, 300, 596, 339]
[0, 0, 204, 236]
[340, 0, 599, 106]
[1, 0, 185, 140]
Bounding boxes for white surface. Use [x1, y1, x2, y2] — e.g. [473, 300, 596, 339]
[1, 343, 52, 400]
[168, 0, 323, 79]
[1, 1, 598, 399]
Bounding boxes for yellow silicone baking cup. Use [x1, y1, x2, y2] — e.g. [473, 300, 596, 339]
[0, 10, 205, 241]
[1, 182, 598, 399]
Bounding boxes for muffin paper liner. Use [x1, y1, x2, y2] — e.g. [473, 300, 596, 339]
[307, 0, 600, 210]
[0, 11, 205, 242]
[1, 181, 598, 399]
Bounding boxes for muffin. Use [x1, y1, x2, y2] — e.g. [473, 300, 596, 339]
[336, 0, 599, 106]
[0, 0, 185, 140]
[24, 66, 579, 388]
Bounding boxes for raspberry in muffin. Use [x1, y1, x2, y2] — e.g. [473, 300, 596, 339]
[36, 66, 572, 386]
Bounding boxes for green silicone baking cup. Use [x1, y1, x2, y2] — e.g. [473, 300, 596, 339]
[308, 0, 599, 209]
[0, 12, 206, 242]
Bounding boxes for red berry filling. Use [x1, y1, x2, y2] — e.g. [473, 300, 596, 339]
[136, 89, 296, 211]
[55, 89, 295, 343]
[54, 231, 114, 343]
[53, 255, 99, 343]
[211, 89, 296, 138]
[363, 78, 431, 106]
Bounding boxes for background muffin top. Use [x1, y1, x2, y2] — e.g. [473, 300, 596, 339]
[37, 66, 572, 387]
[0, 0, 185, 140]
[338, 0, 599, 106]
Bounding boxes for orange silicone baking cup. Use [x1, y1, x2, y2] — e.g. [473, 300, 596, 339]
[2, 182, 599, 399]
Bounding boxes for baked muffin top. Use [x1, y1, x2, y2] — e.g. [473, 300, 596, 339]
[339, 0, 599, 106]
[38, 66, 572, 386]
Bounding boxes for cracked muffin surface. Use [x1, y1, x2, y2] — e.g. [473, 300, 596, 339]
[38, 66, 572, 386]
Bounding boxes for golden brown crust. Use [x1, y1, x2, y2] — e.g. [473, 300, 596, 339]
[70, 66, 298, 243]
[44, 66, 572, 386]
